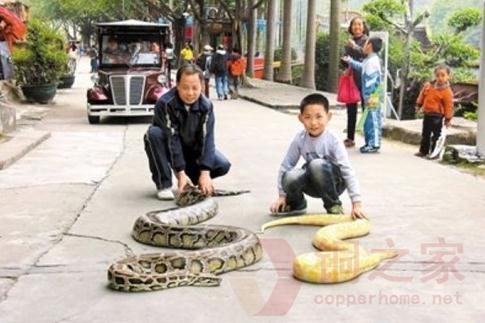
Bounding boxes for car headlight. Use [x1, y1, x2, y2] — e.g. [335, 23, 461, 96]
[157, 74, 167, 84]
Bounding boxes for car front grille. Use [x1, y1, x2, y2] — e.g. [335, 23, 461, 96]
[109, 75, 145, 106]
[129, 76, 144, 105]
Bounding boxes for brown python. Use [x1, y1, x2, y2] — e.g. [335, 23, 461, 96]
[261, 214, 398, 283]
[107, 188, 261, 292]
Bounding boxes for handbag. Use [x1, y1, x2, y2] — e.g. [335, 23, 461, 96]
[337, 68, 361, 104]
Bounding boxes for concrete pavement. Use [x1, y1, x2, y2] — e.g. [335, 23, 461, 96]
[0, 58, 484, 322]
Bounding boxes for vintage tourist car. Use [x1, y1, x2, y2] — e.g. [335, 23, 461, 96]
[86, 20, 171, 124]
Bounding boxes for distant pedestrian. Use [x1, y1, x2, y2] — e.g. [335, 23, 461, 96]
[88, 47, 98, 73]
[269, 93, 366, 220]
[342, 17, 369, 148]
[414, 65, 454, 158]
[209, 44, 229, 100]
[165, 43, 175, 87]
[180, 42, 194, 65]
[196, 44, 213, 98]
[342, 37, 383, 154]
[227, 48, 246, 99]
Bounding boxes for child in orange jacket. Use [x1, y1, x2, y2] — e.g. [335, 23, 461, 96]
[415, 65, 454, 157]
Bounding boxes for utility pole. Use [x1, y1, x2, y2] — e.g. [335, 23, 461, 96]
[477, 0, 485, 156]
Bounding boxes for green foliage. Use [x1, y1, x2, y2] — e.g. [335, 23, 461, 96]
[363, 0, 405, 30]
[463, 111, 478, 121]
[314, 31, 347, 91]
[12, 19, 68, 86]
[428, 0, 482, 47]
[448, 8, 482, 33]
[291, 64, 304, 87]
[274, 47, 297, 62]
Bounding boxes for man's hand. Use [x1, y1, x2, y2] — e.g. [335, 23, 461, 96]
[176, 171, 193, 193]
[351, 201, 367, 220]
[198, 171, 214, 196]
[270, 196, 287, 214]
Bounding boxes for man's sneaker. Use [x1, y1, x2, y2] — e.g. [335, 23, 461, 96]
[327, 204, 344, 215]
[360, 145, 380, 153]
[157, 188, 175, 200]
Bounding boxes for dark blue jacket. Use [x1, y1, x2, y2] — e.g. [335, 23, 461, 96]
[153, 87, 215, 172]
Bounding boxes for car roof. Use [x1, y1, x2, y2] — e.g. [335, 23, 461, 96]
[96, 19, 170, 27]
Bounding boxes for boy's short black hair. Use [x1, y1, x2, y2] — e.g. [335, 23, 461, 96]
[299, 93, 329, 113]
[367, 37, 383, 54]
[176, 63, 204, 84]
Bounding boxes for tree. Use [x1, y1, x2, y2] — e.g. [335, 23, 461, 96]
[263, 0, 276, 80]
[246, 0, 258, 77]
[327, 0, 341, 92]
[277, 0, 293, 84]
[302, 0, 316, 89]
[448, 8, 482, 33]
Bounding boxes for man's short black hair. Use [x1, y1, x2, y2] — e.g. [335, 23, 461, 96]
[368, 37, 383, 54]
[299, 93, 329, 113]
[176, 63, 204, 84]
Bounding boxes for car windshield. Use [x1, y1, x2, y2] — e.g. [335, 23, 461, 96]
[100, 34, 162, 67]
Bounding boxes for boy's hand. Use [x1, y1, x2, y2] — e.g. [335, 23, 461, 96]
[415, 106, 422, 113]
[270, 196, 287, 214]
[198, 171, 214, 196]
[444, 119, 451, 128]
[351, 201, 367, 220]
[341, 55, 351, 63]
[176, 171, 194, 193]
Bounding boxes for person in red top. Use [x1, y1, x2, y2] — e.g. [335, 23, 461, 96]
[415, 65, 454, 157]
[227, 48, 246, 98]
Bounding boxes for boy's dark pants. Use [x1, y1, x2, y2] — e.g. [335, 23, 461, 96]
[282, 159, 346, 211]
[144, 125, 231, 189]
[419, 113, 443, 155]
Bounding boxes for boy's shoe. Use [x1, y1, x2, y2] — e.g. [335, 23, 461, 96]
[344, 139, 355, 147]
[326, 204, 344, 215]
[157, 188, 175, 200]
[271, 202, 307, 217]
[360, 145, 380, 153]
[414, 152, 426, 158]
[224, 95, 228, 100]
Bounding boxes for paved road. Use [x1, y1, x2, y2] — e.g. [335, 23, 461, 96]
[0, 58, 484, 322]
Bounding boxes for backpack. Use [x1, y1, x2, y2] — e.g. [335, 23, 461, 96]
[209, 53, 226, 74]
[230, 57, 245, 76]
[196, 54, 208, 71]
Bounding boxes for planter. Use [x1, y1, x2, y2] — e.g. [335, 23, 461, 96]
[57, 75, 75, 89]
[21, 83, 57, 104]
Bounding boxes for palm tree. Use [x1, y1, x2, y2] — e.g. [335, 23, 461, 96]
[328, 0, 341, 92]
[277, 0, 292, 84]
[263, 0, 276, 80]
[302, 0, 316, 89]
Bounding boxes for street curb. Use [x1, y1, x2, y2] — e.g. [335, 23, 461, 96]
[0, 130, 51, 170]
[383, 123, 476, 146]
[238, 93, 298, 110]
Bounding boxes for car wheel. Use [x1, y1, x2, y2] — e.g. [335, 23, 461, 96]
[88, 115, 100, 124]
